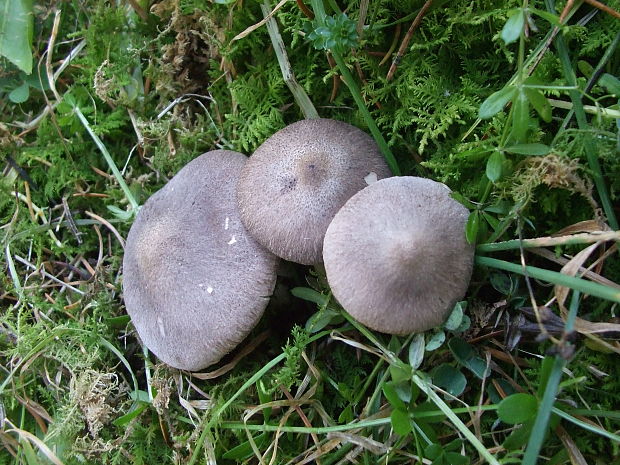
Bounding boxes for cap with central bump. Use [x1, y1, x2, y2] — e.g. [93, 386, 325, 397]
[123, 150, 278, 371]
[322, 176, 474, 335]
[236, 118, 392, 265]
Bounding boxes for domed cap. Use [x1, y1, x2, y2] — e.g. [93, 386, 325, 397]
[236, 118, 392, 265]
[322, 176, 474, 335]
[123, 150, 278, 371]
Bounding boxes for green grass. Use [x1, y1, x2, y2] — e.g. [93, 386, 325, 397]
[1, 0, 620, 464]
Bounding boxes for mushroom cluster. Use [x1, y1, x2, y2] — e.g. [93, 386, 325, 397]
[123, 119, 474, 371]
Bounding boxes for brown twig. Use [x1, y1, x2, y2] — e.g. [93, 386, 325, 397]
[584, 0, 620, 19]
[387, 0, 433, 81]
[280, 384, 322, 464]
[127, 0, 149, 21]
[296, 0, 314, 19]
[326, 54, 341, 102]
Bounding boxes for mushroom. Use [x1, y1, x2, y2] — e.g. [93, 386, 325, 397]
[236, 118, 392, 265]
[322, 176, 474, 335]
[123, 150, 278, 371]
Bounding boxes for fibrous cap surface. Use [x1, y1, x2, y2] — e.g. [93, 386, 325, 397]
[323, 176, 474, 335]
[123, 150, 278, 371]
[237, 118, 392, 265]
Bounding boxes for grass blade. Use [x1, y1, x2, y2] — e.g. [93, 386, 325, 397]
[74, 106, 140, 211]
[475, 256, 620, 303]
[547, 0, 618, 229]
[552, 407, 620, 443]
[187, 329, 333, 465]
[522, 292, 580, 465]
[261, 1, 319, 119]
[477, 230, 620, 252]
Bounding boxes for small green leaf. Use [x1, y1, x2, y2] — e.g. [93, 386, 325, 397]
[425, 443, 443, 460]
[0, 0, 34, 73]
[490, 272, 514, 295]
[432, 364, 467, 396]
[8, 81, 29, 103]
[257, 379, 271, 422]
[443, 302, 464, 331]
[24, 62, 50, 90]
[106, 315, 131, 327]
[305, 307, 343, 333]
[291, 287, 329, 306]
[537, 356, 555, 397]
[426, 331, 446, 351]
[448, 337, 488, 379]
[511, 89, 530, 143]
[503, 143, 550, 156]
[390, 408, 412, 435]
[577, 60, 594, 78]
[503, 420, 535, 450]
[107, 205, 135, 221]
[527, 8, 562, 26]
[524, 88, 552, 122]
[446, 452, 470, 465]
[112, 402, 148, 426]
[482, 211, 500, 230]
[487, 379, 516, 404]
[408, 333, 425, 369]
[19, 437, 40, 465]
[445, 438, 463, 452]
[389, 361, 412, 382]
[599, 73, 620, 96]
[465, 211, 480, 244]
[383, 382, 407, 411]
[454, 314, 471, 333]
[338, 404, 353, 423]
[393, 380, 413, 404]
[498, 393, 538, 424]
[501, 9, 525, 45]
[479, 86, 516, 119]
[222, 433, 269, 460]
[486, 150, 505, 183]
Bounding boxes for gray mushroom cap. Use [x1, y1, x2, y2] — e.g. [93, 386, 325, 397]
[123, 150, 278, 371]
[322, 176, 474, 335]
[236, 118, 392, 265]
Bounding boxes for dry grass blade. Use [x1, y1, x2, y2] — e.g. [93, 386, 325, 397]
[330, 331, 387, 360]
[84, 211, 126, 249]
[13, 255, 85, 295]
[231, 0, 290, 42]
[555, 241, 601, 309]
[285, 438, 342, 465]
[45, 9, 63, 102]
[326, 432, 387, 454]
[556, 425, 588, 465]
[5, 424, 65, 465]
[11, 191, 62, 246]
[528, 248, 620, 289]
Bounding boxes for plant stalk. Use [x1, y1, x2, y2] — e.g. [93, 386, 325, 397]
[475, 256, 620, 303]
[74, 106, 140, 211]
